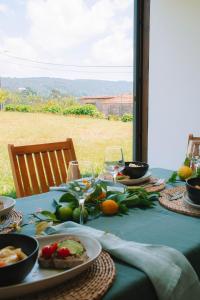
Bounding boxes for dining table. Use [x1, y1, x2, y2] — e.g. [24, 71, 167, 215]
[14, 168, 200, 300]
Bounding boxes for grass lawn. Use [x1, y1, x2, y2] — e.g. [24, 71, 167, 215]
[0, 112, 132, 197]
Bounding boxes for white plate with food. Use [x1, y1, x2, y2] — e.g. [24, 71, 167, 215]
[183, 191, 200, 210]
[0, 234, 102, 299]
[117, 171, 151, 186]
[0, 197, 16, 217]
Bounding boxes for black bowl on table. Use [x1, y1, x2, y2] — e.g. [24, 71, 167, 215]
[122, 161, 149, 179]
[186, 177, 200, 205]
[0, 233, 39, 286]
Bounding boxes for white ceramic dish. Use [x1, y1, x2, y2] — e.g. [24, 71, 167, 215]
[0, 234, 102, 299]
[0, 196, 16, 217]
[183, 191, 200, 209]
[117, 171, 151, 186]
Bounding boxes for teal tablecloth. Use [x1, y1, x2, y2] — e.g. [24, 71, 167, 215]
[16, 169, 200, 300]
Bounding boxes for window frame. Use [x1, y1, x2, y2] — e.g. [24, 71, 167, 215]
[133, 0, 150, 162]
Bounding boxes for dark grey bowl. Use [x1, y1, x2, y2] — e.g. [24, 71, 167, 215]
[122, 161, 149, 179]
[186, 178, 200, 205]
[0, 233, 39, 286]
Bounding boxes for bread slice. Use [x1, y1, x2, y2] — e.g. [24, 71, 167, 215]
[38, 236, 88, 269]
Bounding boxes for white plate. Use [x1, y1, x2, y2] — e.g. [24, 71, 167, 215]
[183, 191, 200, 209]
[0, 234, 102, 299]
[0, 197, 16, 217]
[117, 171, 151, 186]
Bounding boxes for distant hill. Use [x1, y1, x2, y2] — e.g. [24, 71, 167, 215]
[1, 77, 133, 97]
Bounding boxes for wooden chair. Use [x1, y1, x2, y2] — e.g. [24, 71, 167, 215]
[8, 138, 76, 198]
[187, 134, 200, 158]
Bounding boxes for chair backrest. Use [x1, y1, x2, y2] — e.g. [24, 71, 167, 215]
[187, 134, 200, 158]
[8, 138, 76, 198]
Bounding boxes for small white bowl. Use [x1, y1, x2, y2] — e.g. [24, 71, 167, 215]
[0, 196, 16, 217]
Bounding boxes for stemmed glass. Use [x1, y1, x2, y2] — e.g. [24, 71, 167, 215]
[67, 160, 95, 225]
[104, 146, 125, 183]
[187, 141, 200, 172]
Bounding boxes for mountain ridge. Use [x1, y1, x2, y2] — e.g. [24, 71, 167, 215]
[1, 77, 133, 97]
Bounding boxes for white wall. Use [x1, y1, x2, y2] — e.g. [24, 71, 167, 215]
[148, 0, 200, 169]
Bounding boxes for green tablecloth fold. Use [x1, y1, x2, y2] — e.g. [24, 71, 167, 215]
[44, 221, 200, 300]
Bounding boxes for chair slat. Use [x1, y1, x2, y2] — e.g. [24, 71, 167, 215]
[13, 141, 73, 155]
[63, 149, 74, 166]
[34, 153, 49, 193]
[41, 152, 54, 186]
[26, 154, 40, 195]
[8, 145, 25, 198]
[17, 155, 32, 196]
[49, 151, 61, 186]
[56, 150, 67, 183]
[68, 138, 77, 160]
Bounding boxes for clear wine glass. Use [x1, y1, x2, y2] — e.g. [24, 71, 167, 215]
[104, 146, 125, 183]
[67, 160, 95, 225]
[187, 141, 200, 172]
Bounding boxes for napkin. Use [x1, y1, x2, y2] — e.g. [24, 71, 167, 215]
[45, 221, 200, 300]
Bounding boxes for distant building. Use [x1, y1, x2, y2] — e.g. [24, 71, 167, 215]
[79, 93, 133, 116]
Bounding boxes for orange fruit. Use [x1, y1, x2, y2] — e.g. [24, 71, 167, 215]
[101, 200, 119, 215]
[178, 166, 192, 180]
[97, 192, 106, 200]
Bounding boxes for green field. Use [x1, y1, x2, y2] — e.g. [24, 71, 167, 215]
[0, 112, 132, 197]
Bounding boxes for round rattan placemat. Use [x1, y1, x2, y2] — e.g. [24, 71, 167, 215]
[18, 251, 115, 300]
[0, 209, 23, 234]
[159, 186, 200, 217]
[145, 183, 165, 193]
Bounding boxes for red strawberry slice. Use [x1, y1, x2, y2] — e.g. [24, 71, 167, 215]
[57, 247, 71, 258]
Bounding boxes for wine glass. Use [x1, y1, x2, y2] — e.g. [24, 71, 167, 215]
[187, 141, 200, 173]
[67, 160, 95, 225]
[104, 146, 125, 183]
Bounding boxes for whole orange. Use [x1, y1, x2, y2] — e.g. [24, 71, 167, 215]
[97, 192, 106, 200]
[101, 200, 119, 215]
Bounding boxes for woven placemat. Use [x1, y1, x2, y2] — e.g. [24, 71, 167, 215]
[19, 251, 115, 300]
[159, 186, 200, 217]
[145, 183, 165, 193]
[0, 209, 23, 234]
[127, 177, 166, 193]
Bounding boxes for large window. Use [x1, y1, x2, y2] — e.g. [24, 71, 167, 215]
[0, 0, 143, 196]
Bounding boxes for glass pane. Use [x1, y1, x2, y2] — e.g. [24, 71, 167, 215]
[0, 0, 134, 195]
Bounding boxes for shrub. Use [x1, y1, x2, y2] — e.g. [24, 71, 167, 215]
[107, 114, 121, 121]
[63, 104, 99, 117]
[16, 105, 32, 112]
[41, 104, 62, 114]
[5, 104, 16, 111]
[5, 104, 32, 112]
[121, 113, 133, 122]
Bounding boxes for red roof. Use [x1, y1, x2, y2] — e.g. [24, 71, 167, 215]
[80, 94, 132, 100]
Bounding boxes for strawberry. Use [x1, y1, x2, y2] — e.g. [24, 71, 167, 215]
[41, 243, 58, 259]
[57, 247, 71, 258]
[117, 172, 124, 176]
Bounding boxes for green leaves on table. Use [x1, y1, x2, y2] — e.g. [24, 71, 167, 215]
[30, 181, 160, 226]
[167, 171, 178, 183]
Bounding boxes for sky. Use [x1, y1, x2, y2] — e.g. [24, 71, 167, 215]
[0, 0, 133, 81]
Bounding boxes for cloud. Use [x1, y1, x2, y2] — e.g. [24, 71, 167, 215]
[0, 3, 8, 14]
[0, 0, 133, 80]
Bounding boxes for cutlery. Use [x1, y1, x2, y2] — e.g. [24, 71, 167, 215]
[168, 192, 184, 201]
[49, 186, 69, 192]
[140, 179, 165, 188]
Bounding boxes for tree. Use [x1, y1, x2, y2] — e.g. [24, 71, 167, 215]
[49, 89, 62, 99]
[0, 89, 9, 104]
